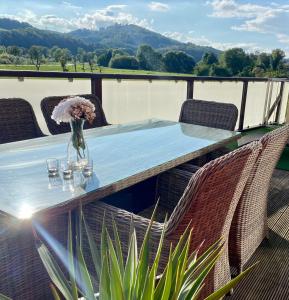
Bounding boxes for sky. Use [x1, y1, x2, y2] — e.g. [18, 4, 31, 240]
[1, 0, 289, 55]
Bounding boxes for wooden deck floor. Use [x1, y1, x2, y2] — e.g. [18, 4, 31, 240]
[228, 169, 289, 299]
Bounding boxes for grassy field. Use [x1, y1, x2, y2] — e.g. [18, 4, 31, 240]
[0, 63, 190, 77]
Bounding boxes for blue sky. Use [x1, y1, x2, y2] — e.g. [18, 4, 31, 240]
[1, 0, 289, 55]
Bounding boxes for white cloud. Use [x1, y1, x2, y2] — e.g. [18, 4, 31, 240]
[163, 31, 269, 53]
[0, 5, 153, 32]
[207, 0, 270, 18]
[148, 2, 169, 12]
[62, 1, 82, 11]
[207, 0, 289, 51]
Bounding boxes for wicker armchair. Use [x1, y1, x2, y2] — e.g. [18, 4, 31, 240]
[179, 99, 238, 131]
[0, 98, 44, 144]
[229, 125, 289, 274]
[83, 141, 261, 297]
[41, 94, 109, 135]
[179, 99, 238, 165]
[0, 213, 68, 299]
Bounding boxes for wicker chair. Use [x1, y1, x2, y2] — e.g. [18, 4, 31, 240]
[179, 99, 238, 166]
[179, 99, 238, 131]
[0, 98, 44, 144]
[41, 94, 109, 135]
[0, 213, 68, 299]
[83, 141, 261, 297]
[229, 124, 289, 274]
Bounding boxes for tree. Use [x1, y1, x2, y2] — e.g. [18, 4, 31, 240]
[97, 49, 113, 67]
[72, 55, 78, 72]
[112, 49, 128, 57]
[86, 52, 97, 72]
[270, 49, 285, 71]
[0, 53, 14, 64]
[256, 52, 270, 70]
[0, 46, 6, 55]
[194, 64, 210, 76]
[77, 48, 87, 71]
[29, 45, 45, 70]
[163, 51, 195, 73]
[53, 48, 71, 71]
[136, 44, 165, 71]
[221, 48, 248, 75]
[109, 55, 139, 70]
[202, 52, 218, 65]
[252, 66, 266, 77]
[6, 46, 22, 66]
[209, 64, 231, 77]
[7, 45, 21, 57]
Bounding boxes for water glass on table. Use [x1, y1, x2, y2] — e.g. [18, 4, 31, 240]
[46, 158, 59, 177]
[61, 160, 74, 179]
[83, 159, 93, 177]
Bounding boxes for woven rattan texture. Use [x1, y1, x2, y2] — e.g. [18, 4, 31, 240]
[0, 213, 68, 299]
[0, 98, 44, 144]
[229, 125, 289, 273]
[41, 94, 108, 135]
[83, 141, 261, 298]
[179, 99, 238, 131]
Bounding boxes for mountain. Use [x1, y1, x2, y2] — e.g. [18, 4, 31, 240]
[69, 24, 181, 50]
[0, 18, 32, 30]
[0, 18, 221, 61]
[0, 18, 93, 53]
[69, 24, 221, 61]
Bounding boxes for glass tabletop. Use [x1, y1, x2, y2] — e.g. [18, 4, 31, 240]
[0, 119, 240, 219]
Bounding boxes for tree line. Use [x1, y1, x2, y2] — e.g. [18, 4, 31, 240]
[0, 44, 288, 77]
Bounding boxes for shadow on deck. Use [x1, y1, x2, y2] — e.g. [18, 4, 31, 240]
[228, 169, 289, 299]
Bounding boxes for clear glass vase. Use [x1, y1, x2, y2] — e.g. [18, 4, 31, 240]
[67, 119, 89, 170]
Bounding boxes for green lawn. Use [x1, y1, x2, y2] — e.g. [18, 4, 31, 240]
[0, 63, 190, 77]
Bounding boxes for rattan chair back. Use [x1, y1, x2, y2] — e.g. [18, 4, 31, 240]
[0, 98, 44, 144]
[41, 94, 108, 135]
[179, 99, 238, 131]
[229, 124, 289, 273]
[166, 141, 261, 292]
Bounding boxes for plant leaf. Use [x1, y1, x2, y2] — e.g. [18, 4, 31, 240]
[112, 215, 124, 274]
[204, 263, 258, 300]
[123, 226, 138, 300]
[68, 212, 78, 300]
[182, 252, 221, 300]
[107, 232, 124, 300]
[50, 284, 62, 300]
[101, 212, 107, 264]
[83, 215, 102, 280]
[0, 294, 12, 300]
[99, 254, 111, 300]
[140, 264, 156, 300]
[160, 246, 173, 300]
[76, 239, 95, 300]
[37, 241, 73, 300]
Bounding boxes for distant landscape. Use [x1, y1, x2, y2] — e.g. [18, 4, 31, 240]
[0, 18, 288, 78]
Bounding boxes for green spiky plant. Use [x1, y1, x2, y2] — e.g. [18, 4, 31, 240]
[35, 207, 255, 300]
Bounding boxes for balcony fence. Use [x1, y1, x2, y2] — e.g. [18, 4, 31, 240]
[0, 70, 288, 135]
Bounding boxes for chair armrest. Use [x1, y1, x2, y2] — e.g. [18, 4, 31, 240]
[82, 201, 164, 249]
[157, 168, 193, 210]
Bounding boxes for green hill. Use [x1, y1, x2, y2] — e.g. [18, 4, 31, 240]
[0, 18, 221, 61]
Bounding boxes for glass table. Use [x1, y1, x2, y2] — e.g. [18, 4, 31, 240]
[0, 119, 240, 220]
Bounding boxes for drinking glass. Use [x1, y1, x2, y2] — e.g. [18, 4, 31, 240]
[46, 158, 59, 177]
[83, 159, 93, 177]
[61, 160, 74, 179]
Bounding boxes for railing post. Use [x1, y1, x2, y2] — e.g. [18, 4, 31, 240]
[238, 80, 248, 131]
[91, 78, 102, 105]
[186, 80, 194, 99]
[275, 81, 285, 123]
